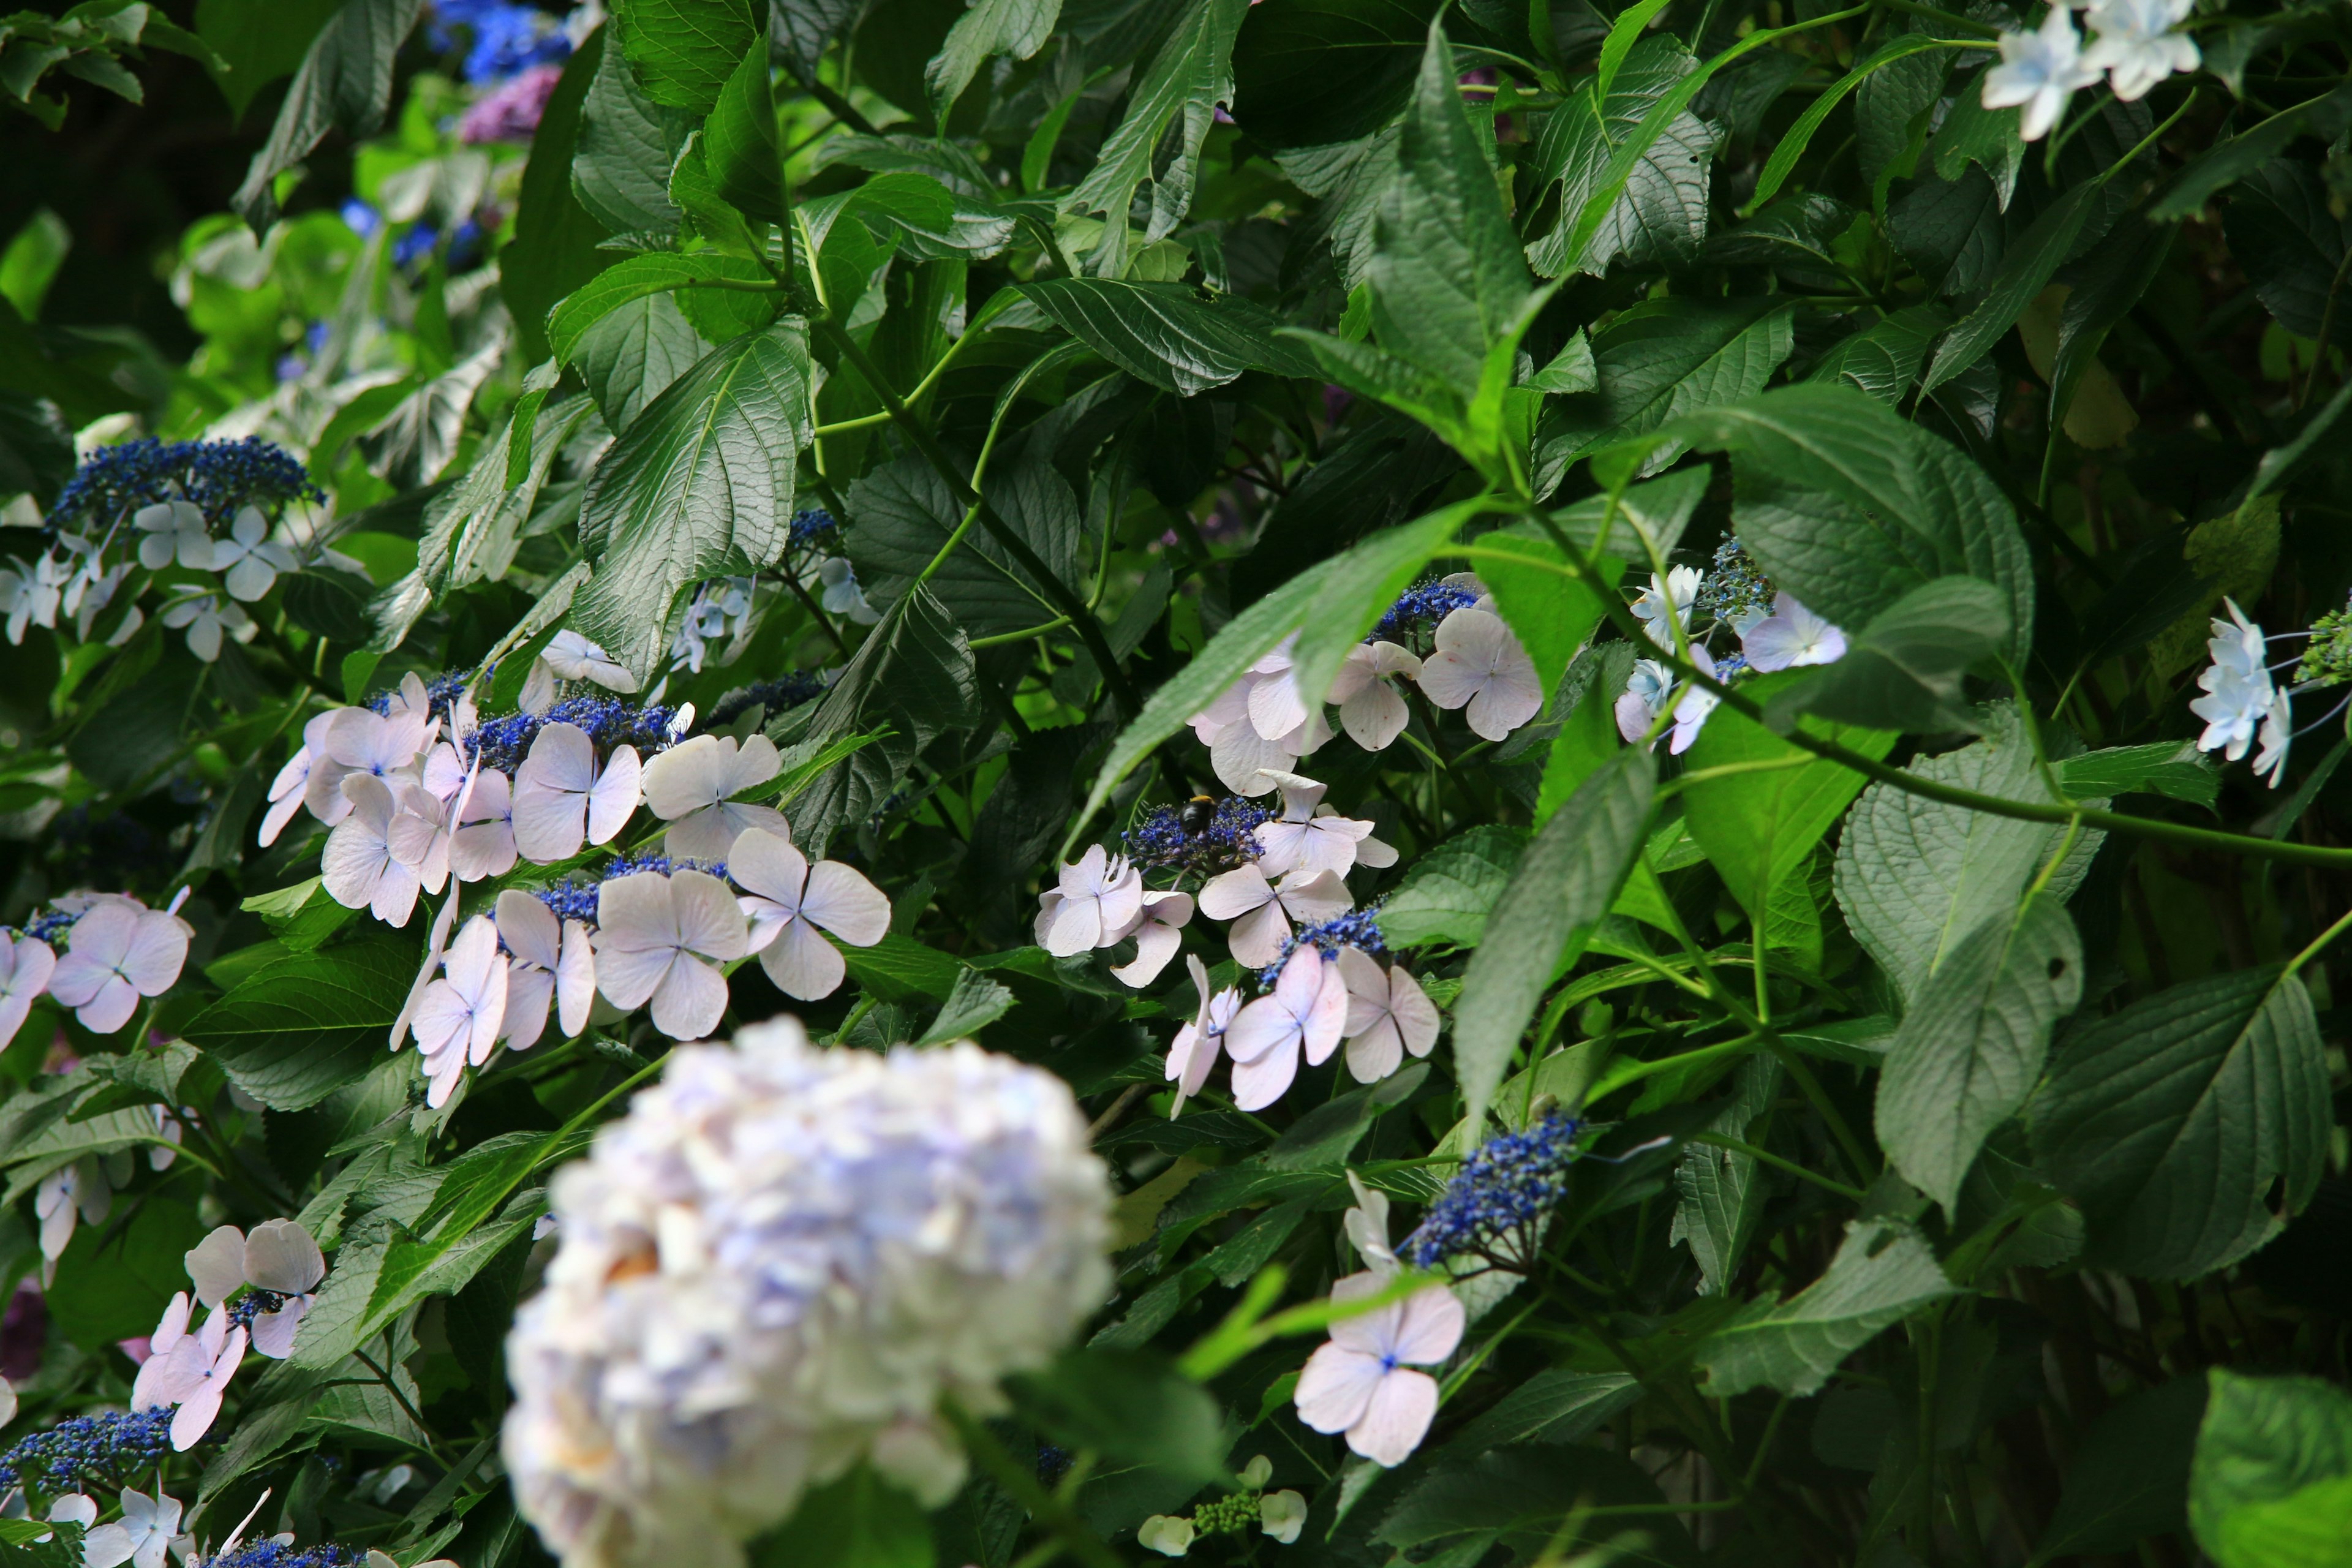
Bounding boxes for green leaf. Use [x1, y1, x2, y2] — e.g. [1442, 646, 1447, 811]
[1762, 575, 2011, 736]
[194, 0, 345, 119]
[752, 1466, 935, 1568]
[230, 0, 425, 230]
[913, 967, 1016, 1046]
[2150, 85, 2352, 222]
[1662, 383, 2036, 665]
[1017, 277, 1316, 396]
[1369, 827, 1526, 949]
[2033, 967, 2331, 1280]
[575, 290, 706, 436]
[706, 40, 780, 224]
[2058, 742, 2217, 807]
[183, 940, 415, 1111]
[1534, 296, 1793, 489]
[1374, 1444, 1696, 1558]
[1831, 706, 2091, 1005]
[1473, 533, 1617, 696]
[1453, 1370, 1643, 1451]
[2220, 159, 2352, 345]
[843, 169, 1016, 260]
[1921, 179, 2103, 394]
[574, 319, 812, 678]
[1747, 32, 1958, 213]
[1682, 674, 1894, 963]
[925, 0, 1060, 114]
[1365, 23, 1531, 398]
[1527, 36, 1716, 279]
[547, 251, 774, 364]
[1228, 0, 1436, 149]
[2031, 1378, 2205, 1566]
[1011, 1348, 1229, 1485]
[1061, 0, 1249, 276]
[279, 569, 375, 643]
[1695, 1218, 1959, 1398]
[1806, 303, 1950, 405]
[612, 0, 757, 111]
[1673, 1055, 1782, 1294]
[1452, 747, 1654, 1133]
[502, 27, 613, 364]
[1875, 897, 2082, 1212]
[573, 26, 689, 234]
[2190, 1370, 2352, 1568]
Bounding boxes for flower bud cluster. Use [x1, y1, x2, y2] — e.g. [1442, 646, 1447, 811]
[1402, 1114, 1586, 1272]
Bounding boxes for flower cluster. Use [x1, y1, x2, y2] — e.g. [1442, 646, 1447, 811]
[367, 668, 473, 723]
[1615, 551, 1847, 755]
[666, 578, 756, 681]
[1982, 0, 2196, 141]
[1370, 581, 1479, 643]
[1035, 846, 1194, 987]
[1255, 905, 1386, 987]
[0, 1409, 175, 1495]
[2294, 599, 2352, 690]
[704, 671, 829, 729]
[788, 507, 839, 548]
[458, 61, 561, 141]
[0, 891, 194, 1052]
[469, 695, 684, 774]
[1403, 1114, 1585, 1272]
[501, 1019, 1112, 1568]
[48, 438, 318, 531]
[127, 1219, 330, 1450]
[1122, 796, 1270, 874]
[2188, 598, 2294, 788]
[426, 0, 570, 84]
[1187, 578, 1542, 793]
[199, 1545, 368, 1568]
[1138, 1457, 1307, 1556]
[1695, 538, 1774, 631]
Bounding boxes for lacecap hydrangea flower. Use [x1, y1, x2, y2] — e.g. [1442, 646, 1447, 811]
[502, 1019, 1114, 1568]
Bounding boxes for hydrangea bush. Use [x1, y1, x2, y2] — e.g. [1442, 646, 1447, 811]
[2, 0, 2351, 1566]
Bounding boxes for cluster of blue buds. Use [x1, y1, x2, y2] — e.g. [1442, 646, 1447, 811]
[1123, 797, 1270, 875]
[704, 672, 828, 729]
[1697, 538, 1774, 628]
[1256, 904, 1386, 989]
[0, 1409, 176, 1494]
[225, 1288, 287, 1331]
[426, 0, 570, 83]
[198, 1542, 368, 1568]
[535, 853, 726, 924]
[20, 907, 81, 944]
[788, 507, 839, 548]
[49, 437, 319, 531]
[1401, 1114, 1585, 1272]
[1371, 580, 1480, 644]
[366, 669, 475, 724]
[469, 695, 683, 774]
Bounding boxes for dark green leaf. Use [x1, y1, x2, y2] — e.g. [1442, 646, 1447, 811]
[231, 0, 425, 229]
[502, 28, 613, 363]
[613, 0, 758, 111]
[547, 251, 774, 364]
[575, 290, 706, 435]
[1921, 179, 2102, 393]
[573, 26, 690, 234]
[2033, 1378, 2205, 1564]
[1535, 296, 1792, 488]
[1695, 1218, 1958, 1397]
[752, 1466, 935, 1568]
[183, 940, 415, 1111]
[1018, 277, 1317, 396]
[1011, 1348, 1229, 1485]
[1762, 575, 2011, 736]
[1528, 35, 1716, 279]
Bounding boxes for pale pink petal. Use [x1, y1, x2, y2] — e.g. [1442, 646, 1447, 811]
[1340, 680, 1411, 751]
[801, 862, 889, 946]
[639, 734, 726, 820]
[510, 780, 587, 863]
[1389, 1283, 1467, 1364]
[557, 921, 596, 1036]
[1043, 894, 1105, 957]
[592, 943, 672, 1012]
[243, 1219, 325, 1295]
[1254, 820, 1313, 878]
[649, 953, 729, 1040]
[1344, 1020, 1404, 1082]
[597, 873, 679, 948]
[1226, 900, 1291, 968]
[1223, 993, 1301, 1065]
[760, 916, 846, 1001]
[1463, 662, 1543, 741]
[503, 963, 554, 1049]
[587, 745, 642, 843]
[1326, 1273, 1401, 1354]
[1294, 1342, 1387, 1434]
[1389, 968, 1441, 1057]
[495, 890, 562, 971]
[1275, 870, 1352, 928]
[1211, 723, 1295, 796]
[1302, 958, 1349, 1066]
[465, 959, 509, 1065]
[663, 805, 744, 862]
[185, 1227, 246, 1308]
[1109, 920, 1184, 987]
[1229, 1036, 1300, 1110]
[1197, 865, 1274, 921]
[1248, 669, 1310, 741]
[1414, 649, 1485, 710]
[1348, 1368, 1439, 1466]
[247, 1295, 308, 1359]
[670, 870, 748, 961]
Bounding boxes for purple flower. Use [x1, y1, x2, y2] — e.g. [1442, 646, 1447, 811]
[459, 62, 562, 142]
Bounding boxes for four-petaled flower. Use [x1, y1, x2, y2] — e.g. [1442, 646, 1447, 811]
[729, 827, 891, 1000]
[1197, 864, 1351, 969]
[48, 897, 192, 1035]
[209, 507, 299, 601]
[83, 1487, 183, 1568]
[415, 916, 511, 1107]
[1417, 608, 1542, 742]
[1740, 593, 1847, 673]
[541, 630, 639, 693]
[1335, 949, 1440, 1083]
[639, 734, 785, 859]
[1293, 1273, 1464, 1467]
[593, 870, 748, 1039]
[1327, 641, 1420, 751]
[512, 722, 643, 862]
[1036, 845, 1145, 957]
[1224, 947, 1348, 1111]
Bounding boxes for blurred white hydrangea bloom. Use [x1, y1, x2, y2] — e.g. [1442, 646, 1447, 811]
[502, 1019, 1113, 1568]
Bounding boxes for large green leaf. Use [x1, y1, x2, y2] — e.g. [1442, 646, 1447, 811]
[1831, 706, 2092, 1004]
[925, 0, 1060, 113]
[2220, 159, 2352, 347]
[1364, 23, 1531, 398]
[2190, 1370, 2352, 1568]
[1695, 1218, 1958, 1398]
[1229, 0, 1437, 148]
[1451, 747, 1653, 1133]
[1376, 826, 1526, 949]
[1534, 296, 1793, 489]
[573, 26, 690, 234]
[1016, 277, 1318, 396]
[194, 0, 344, 119]
[842, 454, 1061, 635]
[574, 320, 813, 677]
[1662, 383, 2037, 663]
[183, 941, 415, 1111]
[1875, 897, 2082, 1212]
[1673, 1055, 1781, 1296]
[2031, 1378, 2206, 1566]
[230, 0, 426, 229]
[546, 252, 775, 364]
[1526, 36, 1716, 279]
[575, 291, 706, 435]
[612, 0, 758, 111]
[2033, 967, 2331, 1280]
[1061, 0, 1250, 274]
[502, 29, 614, 364]
[1921, 179, 2103, 394]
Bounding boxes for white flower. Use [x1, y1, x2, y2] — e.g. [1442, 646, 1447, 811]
[415, 916, 511, 1107]
[1335, 949, 1439, 1084]
[2254, 687, 2294, 788]
[2190, 598, 2275, 762]
[500, 1020, 1110, 1568]
[134, 502, 213, 571]
[209, 507, 298, 602]
[1034, 846, 1145, 957]
[640, 734, 786, 861]
[325, 706, 431, 785]
[258, 714, 331, 846]
[1632, 567, 1702, 648]
[1327, 641, 1420, 752]
[1212, 710, 1317, 796]
[132, 1298, 247, 1450]
[0, 554, 59, 643]
[2081, 0, 2196, 100]
[671, 579, 753, 674]
[495, 891, 584, 1050]
[543, 630, 640, 694]
[1669, 646, 1722, 756]
[1196, 864, 1351, 970]
[159, 589, 254, 662]
[0, 931, 56, 1052]
[48, 899, 191, 1035]
[35, 1157, 109, 1261]
[33, 1491, 94, 1541]
[1138, 1517, 1194, 1558]
[1417, 608, 1542, 741]
[1253, 773, 1376, 880]
[83, 1488, 183, 1568]
[1983, 4, 2101, 141]
[1225, 948, 1349, 1112]
[729, 827, 890, 1001]
[1740, 593, 1847, 672]
[1294, 1273, 1464, 1467]
[816, 557, 881, 624]
[451, 769, 519, 882]
[1239, 1455, 1273, 1489]
[593, 870, 747, 1040]
[1343, 1170, 1397, 1274]
[511, 724, 643, 864]
[322, 775, 424, 925]
[1186, 676, 1255, 748]
[1615, 658, 1674, 744]
[184, 1219, 326, 1359]
[1260, 1491, 1307, 1544]
[1107, 889, 1194, 988]
[1167, 954, 1242, 1115]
